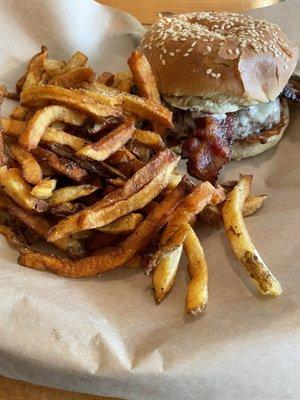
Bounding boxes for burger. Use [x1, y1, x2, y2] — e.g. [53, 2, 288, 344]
[139, 12, 298, 182]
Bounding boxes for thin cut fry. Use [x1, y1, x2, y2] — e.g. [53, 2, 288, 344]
[97, 213, 143, 235]
[18, 178, 193, 277]
[0, 167, 47, 212]
[20, 85, 123, 120]
[76, 116, 135, 161]
[33, 147, 88, 182]
[153, 245, 183, 304]
[127, 50, 161, 103]
[20, 46, 48, 92]
[31, 178, 57, 199]
[0, 224, 27, 251]
[48, 184, 98, 207]
[133, 129, 164, 149]
[222, 175, 282, 296]
[243, 195, 268, 217]
[19, 105, 87, 150]
[9, 143, 43, 184]
[10, 105, 30, 121]
[49, 67, 95, 88]
[83, 83, 173, 128]
[184, 225, 208, 314]
[47, 150, 179, 241]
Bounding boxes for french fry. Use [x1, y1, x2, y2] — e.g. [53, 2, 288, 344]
[49, 67, 95, 88]
[33, 147, 88, 182]
[47, 150, 179, 241]
[20, 85, 123, 120]
[96, 72, 115, 86]
[48, 184, 98, 207]
[83, 82, 173, 128]
[19, 46, 48, 92]
[76, 116, 135, 161]
[18, 178, 193, 277]
[222, 175, 282, 296]
[153, 245, 183, 304]
[43, 59, 66, 78]
[113, 71, 133, 93]
[243, 195, 268, 217]
[61, 51, 88, 72]
[50, 202, 85, 217]
[0, 167, 47, 212]
[97, 213, 143, 235]
[133, 129, 164, 149]
[184, 225, 208, 314]
[127, 50, 161, 103]
[10, 105, 30, 121]
[1, 118, 90, 151]
[7, 201, 85, 258]
[0, 224, 27, 251]
[9, 143, 43, 185]
[19, 105, 87, 150]
[31, 178, 57, 199]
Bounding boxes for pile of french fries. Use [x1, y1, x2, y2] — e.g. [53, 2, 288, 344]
[0, 47, 282, 316]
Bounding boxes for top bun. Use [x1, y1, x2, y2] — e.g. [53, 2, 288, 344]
[140, 12, 298, 107]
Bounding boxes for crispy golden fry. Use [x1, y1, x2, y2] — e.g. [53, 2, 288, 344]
[201, 195, 268, 227]
[21, 46, 48, 92]
[47, 150, 179, 241]
[9, 105, 30, 121]
[31, 178, 57, 199]
[83, 82, 173, 128]
[19, 105, 87, 150]
[97, 213, 143, 235]
[18, 178, 192, 277]
[127, 50, 161, 103]
[9, 143, 43, 185]
[153, 245, 183, 304]
[107, 177, 126, 187]
[33, 147, 88, 182]
[20, 85, 123, 120]
[223, 175, 282, 296]
[96, 72, 115, 86]
[43, 59, 66, 78]
[1, 117, 90, 151]
[48, 184, 98, 207]
[133, 129, 164, 149]
[7, 201, 85, 258]
[148, 180, 219, 301]
[243, 195, 268, 217]
[76, 116, 135, 161]
[49, 67, 95, 88]
[61, 51, 88, 72]
[0, 167, 47, 212]
[184, 225, 208, 315]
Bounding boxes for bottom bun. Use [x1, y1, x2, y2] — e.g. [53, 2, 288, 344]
[231, 99, 289, 161]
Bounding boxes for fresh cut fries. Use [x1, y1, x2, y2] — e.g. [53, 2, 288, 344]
[48, 184, 98, 207]
[97, 213, 143, 235]
[31, 178, 57, 199]
[223, 176, 282, 296]
[9, 143, 43, 184]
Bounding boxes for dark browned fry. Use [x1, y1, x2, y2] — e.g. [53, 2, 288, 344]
[0, 85, 8, 166]
[96, 72, 115, 86]
[32, 147, 88, 182]
[0, 224, 28, 252]
[50, 202, 85, 217]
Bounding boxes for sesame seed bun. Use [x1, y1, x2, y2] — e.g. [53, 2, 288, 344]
[231, 99, 289, 160]
[140, 12, 298, 107]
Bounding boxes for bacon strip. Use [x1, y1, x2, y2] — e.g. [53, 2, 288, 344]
[181, 114, 235, 183]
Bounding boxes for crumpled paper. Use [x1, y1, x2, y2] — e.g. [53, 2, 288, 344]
[0, 1, 299, 399]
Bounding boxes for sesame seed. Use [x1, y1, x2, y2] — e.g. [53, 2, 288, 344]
[162, 48, 167, 54]
[187, 48, 193, 53]
[161, 59, 166, 65]
[183, 53, 189, 57]
[169, 52, 175, 56]
[235, 48, 240, 55]
[206, 46, 212, 52]
[228, 49, 233, 55]
[191, 41, 197, 47]
[180, 38, 187, 41]
[175, 49, 181, 53]
[206, 69, 212, 74]
[211, 72, 217, 77]
[159, 54, 163, 60]
[216, 73, 221, 78]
